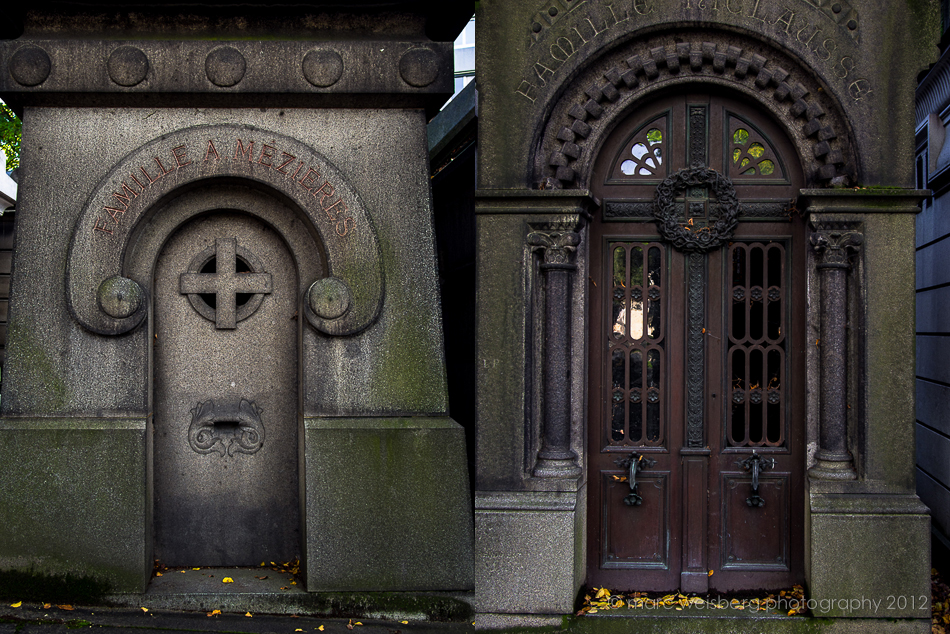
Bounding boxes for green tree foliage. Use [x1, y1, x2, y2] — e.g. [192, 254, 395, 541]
[0, 103, 20, 170]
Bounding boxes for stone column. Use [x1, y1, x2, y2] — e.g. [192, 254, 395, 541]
[528, 229, 582, 478]
[808, 222, 862, 481]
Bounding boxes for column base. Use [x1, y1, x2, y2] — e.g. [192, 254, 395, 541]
[533, 454, 582, 478]
[808, 450, 857, 480]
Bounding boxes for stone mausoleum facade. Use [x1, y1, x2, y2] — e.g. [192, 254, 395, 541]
[0, 0, 473, 611]
[0, 0, 940, 632]
[473, 0, 936, 631]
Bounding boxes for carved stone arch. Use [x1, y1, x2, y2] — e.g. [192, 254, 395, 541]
[65, 123, 384, 337]
[122, 180, 326, 314]
[536, 28, 858, 189]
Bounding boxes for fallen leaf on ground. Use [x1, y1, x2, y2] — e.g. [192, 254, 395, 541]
[318, 626, 324, 631]
[9, 601, 20, 608]
[155, 572, 162, 577]
[43, 604, 51, 609]
[222, 577, 234, 583]
[245, 612, 252, 617]
[346, 619, 354, 630]
[140, 607, 148, 613]
[192, 568, 201, 571]
[295, 629, 303, 632]
[255, 575, 268, 580]
[57, 605, 74, 611]
[207, 609, 221, 617]
[401, 621, 408, 624]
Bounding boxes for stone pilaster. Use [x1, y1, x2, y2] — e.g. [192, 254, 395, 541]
[808, 223, 862, 481]
[527, 229, 582, 478]
[801, 189, 931, 619]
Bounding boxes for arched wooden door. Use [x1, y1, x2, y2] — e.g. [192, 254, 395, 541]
[587, 91, 806, 593]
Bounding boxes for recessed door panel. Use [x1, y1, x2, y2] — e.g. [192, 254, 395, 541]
[153, 212, 300, 567]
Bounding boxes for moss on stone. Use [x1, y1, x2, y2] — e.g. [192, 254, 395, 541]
[0, 569, 110, 603]
[5, 319, 68, 413]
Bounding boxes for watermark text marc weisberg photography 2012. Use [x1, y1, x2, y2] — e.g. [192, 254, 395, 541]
[604, 595, 930, 613]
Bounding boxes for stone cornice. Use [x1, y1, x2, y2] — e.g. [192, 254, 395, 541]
[800, 188, 930, 215]
[0, 39, 453, 114]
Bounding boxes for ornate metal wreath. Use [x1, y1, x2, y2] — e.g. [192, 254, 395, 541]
[653, 166, 740, 253]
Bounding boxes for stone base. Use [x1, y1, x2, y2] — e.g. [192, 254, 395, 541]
[477, 614, 929, 633]
[303, 417, 474, 592]
[0, 417, 150, 594]
[475, 487, 586, 615]
[108, 567, 474, 620]
[807, 492, 931, 618]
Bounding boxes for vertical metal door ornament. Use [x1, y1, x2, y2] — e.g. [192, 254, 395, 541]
[528, 229, 583, 478]
[808, 222, 861, 480]
[686, 253, 706, 448]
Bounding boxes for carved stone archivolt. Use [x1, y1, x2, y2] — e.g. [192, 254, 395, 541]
[540, 36, 853, 189]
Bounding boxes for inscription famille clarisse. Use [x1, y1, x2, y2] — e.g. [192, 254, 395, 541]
[516, 0, 869, 104]
[93, 138, 355, 238]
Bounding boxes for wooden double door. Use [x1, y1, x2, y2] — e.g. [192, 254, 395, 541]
[587, 92, 806, 592]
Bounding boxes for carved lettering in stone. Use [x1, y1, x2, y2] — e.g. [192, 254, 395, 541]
[684, 0, 867, 99]
[204, 139, 221, 161]
[172, 144, 192, 168]
[258, 144, 276, 166]
[848, 79, 872, 101]
[275, 152, 296, 174]
[92, 137, 356, 237]
[235, 139, 254, 161]
[516, 1, 642, 102]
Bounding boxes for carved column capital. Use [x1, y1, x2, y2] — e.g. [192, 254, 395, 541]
[527, 230, 581, 268]
[809, 225, 863, 270]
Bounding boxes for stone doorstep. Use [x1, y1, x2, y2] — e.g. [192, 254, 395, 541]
[105, 568, 474, 622]
[475, 611, 930, 633]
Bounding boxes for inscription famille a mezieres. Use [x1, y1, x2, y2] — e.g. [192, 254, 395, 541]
[94, 137, 355, 238]
[517, 0, 869, 104]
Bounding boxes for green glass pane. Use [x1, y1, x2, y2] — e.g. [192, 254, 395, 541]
[740, 158, 750, 168]
[748, 142, 765, 158]
[733, 148, 741, 163]
[646, 128, 663, 145]
[759, 159, 775, 175]
[733, 128, 749, 145]
[742, 167, 756, 175]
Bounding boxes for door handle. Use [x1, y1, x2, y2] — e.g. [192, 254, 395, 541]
[615, 453, 656, 507]
[736, 450, 774, 507]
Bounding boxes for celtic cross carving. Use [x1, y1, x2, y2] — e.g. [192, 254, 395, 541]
[179, 237, 272, 329]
